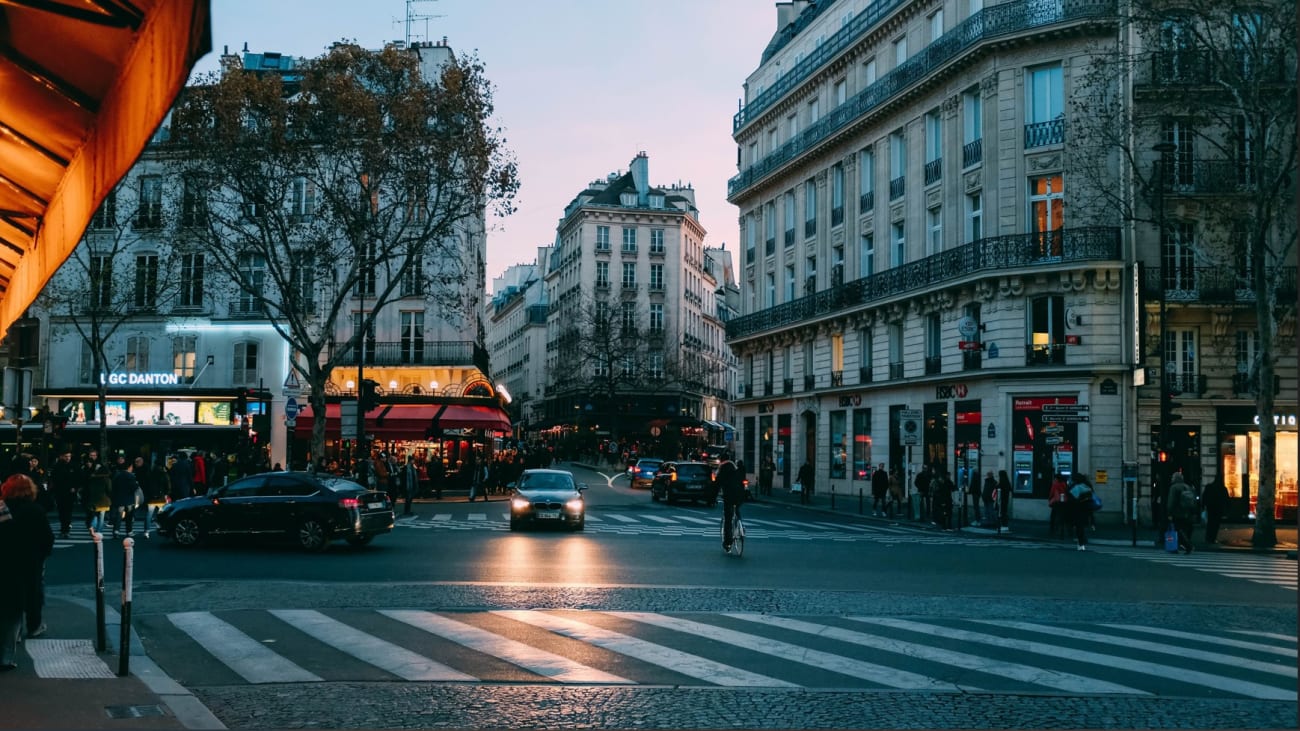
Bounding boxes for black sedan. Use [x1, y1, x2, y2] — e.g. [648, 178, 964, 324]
[509, 469, 587, 531]
[650, 461, 718, 505]
[155, 472, 395, 551]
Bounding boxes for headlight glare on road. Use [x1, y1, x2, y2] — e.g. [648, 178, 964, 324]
[511, 497, 530, 511]
[566, 498, 583, 512]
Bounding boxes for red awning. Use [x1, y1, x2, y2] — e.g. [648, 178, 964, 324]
[292, 402, 511, 440]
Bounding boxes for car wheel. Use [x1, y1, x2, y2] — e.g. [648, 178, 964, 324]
[297, 518, 331, 552]
[172, 517, 202, 547]
[345, 534, 374, 547]
[509, 518, 520, 531]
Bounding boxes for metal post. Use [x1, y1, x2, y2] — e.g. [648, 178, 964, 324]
[830, 484, 835, 510]
[1130, 479, 1138, 547]
[858, 487, 863, 514]
[117, 537, 133, 676]
[1153, 142, 1176, 517]
[92, 529, 105, 652]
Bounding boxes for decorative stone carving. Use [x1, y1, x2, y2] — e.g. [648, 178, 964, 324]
[1060, 271, 1087, 292]
[941, 95, 960, 117]
[998, 276, 1024, 298]
[975, 279, 995, 302]
[964, 170, 981, 191]
[891, 203, 905, 223]
[1094, 269, 1122, 291]
[1145, 309, 1161, 355]
[980, 73, 998, 98]
[1027, 153, 1061, 172]
[926, 188, 943, 209]
[886, 302, 906, 323]
[1209, 310, 1234, 354]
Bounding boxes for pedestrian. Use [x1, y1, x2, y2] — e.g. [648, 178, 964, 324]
[109, 458, 140, 537]
[48, 447, 78, 538]
[997, 470, 1012, 526]
[870, 463, 889, 517]
[717, 451, 746, 551]
[141, 457, 169, 539]
[170, 451, 194, 501]
[80, 464, 112, 533]
[1048, 472, 1069, 538]
[932, 471, 954, 529]
[981, 471, 998, 526]
[888, 466, 904, 518]
[1165, 472, 1198, 554]
[429, 457, 444, 500]
[759, 455, 775, 497]
[1067, 475, 1094, 551]
[1200, 474, 1229, 545]
[0, 473, 55, 669]
[914, 465, 933, 522]
[191, 451, 207, 495]
[796, 459, 814, 505]
[400, 456, 418, 515]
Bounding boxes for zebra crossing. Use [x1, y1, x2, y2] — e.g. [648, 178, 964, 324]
[1093, 545, 1298, 591]
[135, 608, 1297, 700]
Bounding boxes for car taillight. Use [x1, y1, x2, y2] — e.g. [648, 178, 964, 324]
[338, 497, 360, 509]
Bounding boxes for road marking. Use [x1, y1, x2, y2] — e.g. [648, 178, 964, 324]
[605, 514, 639, 523]
[725, 613, 1145, 695]
[1228, 629, 1297, 643]
[809, 521, 875, 532]
[269, 609, 475, 681]
[673, 516, 717, 526]
[380, 610, 629, 684]
[494, 611, 795, 687]
[468, 514, 487, 521]
[1100, 624, 1296, 658]
[582, 514, 602, 522]
[642, 515, 679, 524]
[850, 617, 1293, 700]
[612, 612, 960, 691]
[168, 612, 322, 684]
[431, 514, 452, 521]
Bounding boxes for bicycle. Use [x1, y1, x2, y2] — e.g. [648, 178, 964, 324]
[721, 507, 745, 557]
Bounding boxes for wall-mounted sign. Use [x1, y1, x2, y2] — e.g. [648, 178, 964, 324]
[100, 372, 181, 387]
[1100, 378, 1118, 395]
[837, 394, 862, 407]
[957, 316, 979, 339]
[935, 384, 968, 400]
[1254, 414, 1298, 427]
[899, 409, 922, 447]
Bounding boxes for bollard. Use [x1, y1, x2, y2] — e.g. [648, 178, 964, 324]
[858, 488, 863, 515]
[92, 527, 106, 652]
[830, 484, 835, 510]
[118, 537, 134, 677]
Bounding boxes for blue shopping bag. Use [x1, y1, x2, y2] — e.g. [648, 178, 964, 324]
[1164, 523, 1179, 553]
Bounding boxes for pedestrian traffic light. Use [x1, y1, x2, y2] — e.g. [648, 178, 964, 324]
[359, 379, 379, 413]
[236, 390, 248, 415]
[1158, 450, 1168, 463]
[1162, 393, 1184, 426]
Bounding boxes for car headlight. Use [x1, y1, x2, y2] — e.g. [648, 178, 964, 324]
[566, 498, 583, 512]
[511, 497, 531, 511]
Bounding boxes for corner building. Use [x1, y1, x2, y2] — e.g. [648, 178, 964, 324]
[725, 0, 1290, 523]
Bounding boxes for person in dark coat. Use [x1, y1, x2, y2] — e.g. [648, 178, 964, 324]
[914, 465, 933, 522]
[1200, 474, 1229, 544]
[870, 464, 889, 517]
[717, 452, 746, 551]
[759, 455, 775, 497]
[109, 460, 140, 537]
[0, 473, 55, 668]
[48, 447, 79, 538]
[932, 471, 954, 529]
[1165, 472, 1197, 554]
[981, 471, 998, 526]
[796, 459, 815, 505]
[997, 470, 1012, 526]
[169, 452, 194, 501]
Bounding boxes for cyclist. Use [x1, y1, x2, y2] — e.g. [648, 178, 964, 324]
[717, 450, 746, 552]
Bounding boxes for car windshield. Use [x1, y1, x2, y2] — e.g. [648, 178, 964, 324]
[518, 472, 574, 491]
[637, 460, 662, 469]
[675, 465, 711, 479]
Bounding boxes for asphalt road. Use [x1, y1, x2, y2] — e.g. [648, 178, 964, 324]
[41, 462, 1299, 729]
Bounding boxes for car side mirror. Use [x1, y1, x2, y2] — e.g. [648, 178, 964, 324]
[577, 484, 588, 491]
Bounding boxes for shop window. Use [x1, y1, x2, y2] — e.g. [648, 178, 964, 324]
[1027, 295, 1065, 365]
[829, 410, 847, 479]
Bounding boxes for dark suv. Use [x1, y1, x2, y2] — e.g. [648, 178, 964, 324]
[650, 461, 717, 505]
[155, 472, 394, 551]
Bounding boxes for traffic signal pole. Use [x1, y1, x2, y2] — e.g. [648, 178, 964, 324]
[1153, 142, 1177, 516]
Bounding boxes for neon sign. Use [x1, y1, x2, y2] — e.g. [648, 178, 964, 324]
[99, 372, 181, 386]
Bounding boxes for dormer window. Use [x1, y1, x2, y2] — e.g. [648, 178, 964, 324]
[620, 192, 638, 206]
[649, 194, 665, 208]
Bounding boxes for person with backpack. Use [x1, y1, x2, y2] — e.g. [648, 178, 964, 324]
[1066, 474, 1094, 551]
[1165, 472, 1198, 554]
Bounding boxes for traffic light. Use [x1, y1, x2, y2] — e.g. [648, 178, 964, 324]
[236, 390, 248, 416]
[359, 379, 379, 413]
[1162, 393, 1184, 427]
[1158, 450, 1169, 463]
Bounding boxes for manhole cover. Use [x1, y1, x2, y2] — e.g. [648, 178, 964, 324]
[105, 705, 167, 719]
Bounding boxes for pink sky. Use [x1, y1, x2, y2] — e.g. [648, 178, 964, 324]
[194, 0, 777, 290]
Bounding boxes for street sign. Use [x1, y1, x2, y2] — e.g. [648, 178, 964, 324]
[285, 397, 299, 418]
[1045, 436, 1064, 445]
[956, 316, 978, 339]
[957, 341, 982, 351]
[1041, 404, 1088, 412]
[1046, 414, 1090, 423]
[284, 418, 297, 429]
[1041, 424, 1065, 435]
[283, 371, 301, 390]
[899, 409, 922, 447]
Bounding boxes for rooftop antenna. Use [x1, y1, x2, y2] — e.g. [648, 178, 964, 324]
[393, 0, 442, 44]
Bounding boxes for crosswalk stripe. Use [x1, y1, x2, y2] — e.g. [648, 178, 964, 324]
[380, 610, 629, 683]
[493, 611, 795, 687]
[268, 609, 475, 681]
[974, 620, 1296, 678]
[674, 515, 717, 526]
[850, 617, 1293, 700]
[605, 514, 639, 523]
[468, 514, 486, 521]
[582, 514, 602, 522]
[809, 521, 874, 532]
[642, 515, 679, 524]
[725, 613, 1145, 695]
[431, 514, 452, 521]
[167, 612, 322, 684]
[1230, 629, 1298, 642]
[612, 612, 960, 691]
[743, 519, 789, 527]
[1100, 624, 1296, 658]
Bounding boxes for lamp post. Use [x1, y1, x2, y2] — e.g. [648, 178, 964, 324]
[1152, 141, 1177, 515]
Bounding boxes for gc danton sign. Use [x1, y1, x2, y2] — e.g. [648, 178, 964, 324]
[100, 372, 181, 386]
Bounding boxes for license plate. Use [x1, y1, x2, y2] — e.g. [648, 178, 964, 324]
[367, 502, 385, 509]
[536, 510, 560, 520]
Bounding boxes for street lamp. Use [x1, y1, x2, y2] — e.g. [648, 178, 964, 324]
[1152, 141, 1177, 507]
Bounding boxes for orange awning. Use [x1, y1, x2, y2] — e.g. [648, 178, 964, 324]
[0, 0, 213, 338]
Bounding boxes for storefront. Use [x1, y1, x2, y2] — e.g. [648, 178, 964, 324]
[1217, 406, 1298, 522]
[1010, 395, 1081, 497]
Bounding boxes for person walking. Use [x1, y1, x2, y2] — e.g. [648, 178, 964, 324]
[914, 465, 933, 522]
[1048, 473, 1069, 538]
[759, 455, 775, 497]
[0, 474, 55, 669]
[796, 459, 814, 505]
[80, 464, 112, 533]
[870, 463, 889, 517]
[932, 471, 954, 529]
[401, 455, 418, 516]
[48, 447, 78, 538]
[169, 451, 194, 502]
[888, 466, 904, 518]
[1165, 472, 1198, 554]
[981, 471, 998, 526]
[109, 458, 140, 537]
[1067, 475, 1094, 551]
[997, 470, 1012, 526]
[141, 457, 169, 539]
[1200, 474, 1229, 545]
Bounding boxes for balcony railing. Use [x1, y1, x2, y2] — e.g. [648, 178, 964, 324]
[331, 341, 483, 368]
[1024, 118, 1065, 148]
[962, 350, 982, 371]
[888, 362, 904, 379]
[859, 191, 874, 214]
[1233, 372, 1281, 396]
[803, 374, 815, 391]
[783, 378, 793, 395]
[1166, 373, 1207, 396]
[1163, 159, 1258, 194]
[729, 0, 1116, 197]
[831, 206, 844, 227]
[962, 138, 983, 167]
[727, 226, 1121, 339]
[924, 356, 942, 375]
[859, 366, 872, 384]
[785, 229, 796, 246]
[1142, 266, 1297, 305]
[765, 238, 776, 256]
[1146, 50, 1297, 86]
[831, 370, 844, 387]
[1025, 344, 1066, 366]
[923, 158, 942, 185]
[763, 380, 773, 396]
[889, 176, 905, 200]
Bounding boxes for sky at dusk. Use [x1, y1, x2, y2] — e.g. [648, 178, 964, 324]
[193, 0, 778, 291]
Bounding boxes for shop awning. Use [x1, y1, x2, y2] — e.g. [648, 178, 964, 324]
[717, 422, 736, 433]
[292, 402, 511, 439]
[0, 0, 213, 339]
[703, 420, 724, 431]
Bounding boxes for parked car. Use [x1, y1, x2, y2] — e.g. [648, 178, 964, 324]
[154, 472, 394, 552]
[630, 458, 664, 489]
[510, 469, 587, 531]
[650, 461, 717, 505]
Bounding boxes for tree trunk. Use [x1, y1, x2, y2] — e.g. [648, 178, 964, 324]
[307, 366, 330, 471]
[1251, 232, 1278, 547]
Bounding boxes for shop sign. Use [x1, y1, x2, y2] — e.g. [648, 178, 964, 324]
[1095, 470, 1108, 484]
[1254, 413, 1298, 427]
[837, 394, 862, 407]
[935, 384, 969, 399]
[100, 371, 180, 386]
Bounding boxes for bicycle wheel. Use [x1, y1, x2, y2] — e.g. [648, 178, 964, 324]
[732, 516, 745, 557]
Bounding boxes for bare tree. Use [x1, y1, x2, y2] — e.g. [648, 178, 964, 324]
[37, 186, 182, 455]
[1069, 0, 1296, 545]
[165, 43, 518, 461]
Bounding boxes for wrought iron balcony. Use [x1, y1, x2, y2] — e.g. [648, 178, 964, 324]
[889, 176, 905, 200]
[1146, 50, 1297, 86]
[859, 366, 872, 384]
[1025, 344, 1066, 366]
[729, 0, 1116, 197]
[830, 370, 844, 387]
[803, 374, 815, 391]
[726, 226, 1121, 340]
[859, 191, 874, 214]
[1142, 266, 1297, 305]
[1162, 159, 1258, 194]
[924, 356, 942, 375]
[888, 362, 904, 380]
[805, 220, 816, 238]
[763, 380, 773, 396]
[962, 138, 983, 167]
[1166, 373, 1207, 397]
[330, 341, 484, 369]
[783, 378, 793, 395]
[1024, 118, 1064, 148]
[962, 350, 983, 371]
[923, 158, 942, 185]
[831, 206, 844, 227]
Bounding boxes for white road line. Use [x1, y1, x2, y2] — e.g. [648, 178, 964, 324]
[642, 516, 679, 524]
[1099, 624, 1296, 658]
[809, 521, 874, 532]
[674, 516, 718, 526]
[612, 612, 959, 691]
[582, 514, 602, 522]
[493, 611, 795, 687]
[725, 613, 1145, 695]
[430, 514, 452, 522]
[744, 519, 791, 527]
[605, 514, 639, 523]
[380, 611, 629, 684]
[973, 620, 1296, 679]
[168, 612, 322, 684]
[468, 514, 487, 521]
[1229, 629, 1298, 643]
[850, 618, 1293, 700]
[269, 609, 475, 681]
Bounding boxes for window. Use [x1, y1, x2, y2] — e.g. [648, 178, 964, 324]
[831, 333, 844, 372]
[1026, 63, 1063, 122]
[859, 147, 875, 212]
[925, 313, 942, 373]
[889, 129, 906, 199]
[1164, 329, 1198, 393]
[764, 201, 776, 254]
[888, 323, 903, 377]
[1028, 295, 1065, 364]
[863, 57, 877, 85]
[927, 207, 942, 255]
[125, 335, 149, 373]
[859, 328, 873, 370]
[785, 190, 798, 244]
[829, 410, 847, 479]
[356, 241, 376, 297]
[621, 301, 635, 332]
[399, 255, 423, 297]
[1233, 10, 1262, 77]
[893, 35, 908, 66]
[782, 345, 792, 379]
[133, 254, 158, 309]
[89, 255, 112, 309]
[622, 227, 637, 252]
[79, 343, 93, 385]
[291, 251, 317, 310]
[1029, 175, 1064, 257]
[350, 313, 376, 363]
[1236, 330, 1259, 388]
[649, 303, 664, 332]
[180, 177, 205, 227]
[929, 10, 943, 41]
[787, 113, 799, 142]
[924, 109, 942, 184]
[595, 358, 609, 378]
[171, 336, 197, 385]
[237, 253, 266, 314]
[650, 228, 665, 253]
[859, 232, 875, 277]
[808, 97, 820, 125]
[1163, 222, 1197, 292]
[91, 191, 116, 229]
[962, 88, 982, 166]
[965, 192, 983, 243]
[622, 262, 636, 287]
[785, 265, 796, 301]
[136, 175, 162, 228]
[745, 215, 756, 263]
[1235, 116, 1257, 185]
[650, 263, 664, 290]
[649, 353, 664, 380]
[831, 163, 844, 226]
[891, 222, 906, 267]
[595, 260, 610, 287]
[768, 128, 778, 155]
[968, 0, 983, 17]
[834, 78, 847, 106]
[1161, 119, 1195, 188]
[803, 181, 816, 237]
[805, 255, 817, 294]
[596, 226, 610, 251]
[765, 272, 775, 307]
[290, 176, 316, 219]
[803, 340, 814, 375]
[396, 311, 423, 364]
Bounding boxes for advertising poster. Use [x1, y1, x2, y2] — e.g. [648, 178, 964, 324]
[197, 401, 233, 425]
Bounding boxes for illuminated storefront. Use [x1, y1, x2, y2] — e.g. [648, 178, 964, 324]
[1218, 406, 1298, 522]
